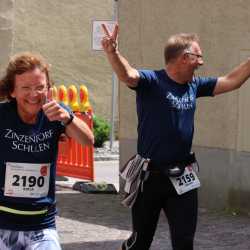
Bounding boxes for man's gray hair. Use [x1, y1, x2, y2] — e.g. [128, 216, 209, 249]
[164, 33, 199, 64]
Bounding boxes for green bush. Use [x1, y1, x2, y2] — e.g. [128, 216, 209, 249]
[93, 115, 110, 147]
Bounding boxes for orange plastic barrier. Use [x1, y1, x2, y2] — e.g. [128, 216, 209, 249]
[56, 112, 94, 181]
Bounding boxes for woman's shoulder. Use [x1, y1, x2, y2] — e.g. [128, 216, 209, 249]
[0, 100, 15, 114]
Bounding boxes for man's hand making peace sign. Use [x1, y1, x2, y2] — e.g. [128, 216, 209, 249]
[101, 24, 118, 54]
[101, 23, 139, 87]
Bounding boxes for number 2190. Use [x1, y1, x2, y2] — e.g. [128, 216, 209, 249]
[12, 175, 45, 187]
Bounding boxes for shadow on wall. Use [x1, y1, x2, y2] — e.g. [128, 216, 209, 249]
[228, 188, 250, 213]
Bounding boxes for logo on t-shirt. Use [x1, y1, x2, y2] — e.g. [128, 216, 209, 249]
[166, 92, 194, 110]
[4, 129, 54, 153]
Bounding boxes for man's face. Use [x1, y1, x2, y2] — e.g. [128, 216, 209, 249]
[184, 41, 204, 72]
[184, 42, 204, 69]
[11, 68, 48, 123]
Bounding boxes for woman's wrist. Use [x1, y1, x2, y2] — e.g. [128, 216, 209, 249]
[62, 113, 74, 126]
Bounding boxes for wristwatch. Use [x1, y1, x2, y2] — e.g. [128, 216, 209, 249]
[63, 113, 74, 126]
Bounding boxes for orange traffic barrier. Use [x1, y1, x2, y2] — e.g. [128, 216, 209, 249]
[58, 85, 68, 105]
[68, 85, 80, 112]
[79, 85, 92, 112]
[56, 111, 94, 181]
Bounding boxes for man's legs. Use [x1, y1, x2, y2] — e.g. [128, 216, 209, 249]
[121, 174, 164, 250]
[163, 188, 198, 250]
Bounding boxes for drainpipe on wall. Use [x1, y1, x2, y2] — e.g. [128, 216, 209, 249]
[109, 0, 119, 150]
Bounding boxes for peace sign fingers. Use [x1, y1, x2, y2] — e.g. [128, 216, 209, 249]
[111, 24, 118, 41]
[101, 23, 118, 39]
[101, 23, 118, 53]
[101, 23, 112, 37]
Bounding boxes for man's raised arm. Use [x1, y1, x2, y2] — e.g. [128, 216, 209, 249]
[214, 58, 250, 95]
[101, 24, 139, 87]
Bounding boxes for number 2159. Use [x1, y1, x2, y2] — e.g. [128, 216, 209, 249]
[176, 173, 195, 186]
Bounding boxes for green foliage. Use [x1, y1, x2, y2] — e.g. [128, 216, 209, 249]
[93, 115, 110, 147]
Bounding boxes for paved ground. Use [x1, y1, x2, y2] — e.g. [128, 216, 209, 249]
[56, 160, 250, 250]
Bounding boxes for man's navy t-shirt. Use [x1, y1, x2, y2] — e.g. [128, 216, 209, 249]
[133, 69, 217, 166]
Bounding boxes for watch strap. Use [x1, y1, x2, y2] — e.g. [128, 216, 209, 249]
[64, 113, 74, 126]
